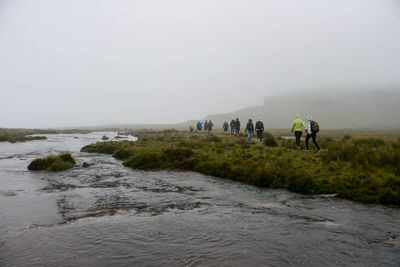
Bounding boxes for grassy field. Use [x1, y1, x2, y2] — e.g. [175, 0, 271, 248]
[80, 129, 400, 205]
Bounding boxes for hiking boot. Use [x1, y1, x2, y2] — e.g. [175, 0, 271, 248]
[317, 150, 321, 153]
[303, 149, 309, 152]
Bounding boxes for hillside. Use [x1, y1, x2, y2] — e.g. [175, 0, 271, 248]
[205, 89, 400, 130]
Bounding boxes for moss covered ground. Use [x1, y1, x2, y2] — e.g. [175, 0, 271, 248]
[28, 152, 76, 171]
[81, 130, 400, 205]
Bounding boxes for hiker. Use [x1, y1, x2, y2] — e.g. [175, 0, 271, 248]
[245, 119, 254, 141]
[235, 118, 241, 136]
[196, 121, 203, 133]
[189, 124, 194, 132]
[204, 120, 208, 133]
[223, 121, 229, 134]
[230, 119, 236, 135]
[208, 120, 213, 135]
[291, 114, 306, 150]
[304, 115, 320, 153]
[255, 117, 264, 142]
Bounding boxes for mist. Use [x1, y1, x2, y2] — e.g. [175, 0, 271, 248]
[1, 0, 399, 128]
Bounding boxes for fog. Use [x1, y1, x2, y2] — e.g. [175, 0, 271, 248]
[1, 0, 399, 128]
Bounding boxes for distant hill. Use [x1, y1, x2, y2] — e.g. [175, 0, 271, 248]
[205, 89, 400, 130]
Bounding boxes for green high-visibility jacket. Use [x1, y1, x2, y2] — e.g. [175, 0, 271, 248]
[291, 115, 306, 132]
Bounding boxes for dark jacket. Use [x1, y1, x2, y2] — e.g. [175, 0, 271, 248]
[223, 122, 229, 130]
[245, 121, 254, 133]
[255, 121, 264, 132]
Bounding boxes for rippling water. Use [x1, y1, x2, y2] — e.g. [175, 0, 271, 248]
[0, 132, 399, 266]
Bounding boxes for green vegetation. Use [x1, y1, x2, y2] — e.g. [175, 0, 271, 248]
[81, 130, 400, 205]
[0, 128, 91, 143]
[28, 152, 76, 171]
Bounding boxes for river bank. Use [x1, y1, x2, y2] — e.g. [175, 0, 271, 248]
[82, 130, 400, 205]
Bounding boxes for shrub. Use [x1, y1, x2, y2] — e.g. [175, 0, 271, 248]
[81, 141, 124, 154]
[287, 169, 315, 194]
[253, 166, 279, 187]
[353, 137, 385, 147]
[28, 152, 75, 171]
[342, 135, 352, 141]
[123, 152, 162, 169]
[102, 135, 109, 140]
[59, 153, 75, 164]
[163, 148, 194, 162]
[113, 148, 133, 160]
[206, 135, 221, 143]
[263, 132, 278, 147]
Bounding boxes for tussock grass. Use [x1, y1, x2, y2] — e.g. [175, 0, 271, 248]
[28, 152, 76, 171]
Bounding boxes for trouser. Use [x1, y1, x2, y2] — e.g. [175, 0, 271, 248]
[305, 133, 320, 151]
[256, 130, 263, 141]
[231, 128, 236, 135]
[294, 131, 302, 147]
[247, 131, 252, 141]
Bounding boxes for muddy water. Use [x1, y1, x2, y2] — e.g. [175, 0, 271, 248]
[0, 132, 399, 266]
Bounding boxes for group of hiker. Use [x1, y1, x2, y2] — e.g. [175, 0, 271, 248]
[190, 120, 214, 134]
[190, 115, 320, 152]
[291, 114, 320, 152]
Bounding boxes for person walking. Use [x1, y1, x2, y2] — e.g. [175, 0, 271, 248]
[235, 118, 241, 136]
[208, 120, 213, 135]
[255, 117, 264, 142]
[223, 121, 229, 134]
[204, 120, 208, 133]
[230, 119, 236, 135]
[189, 124, 194, 132]
[304, 115, 320, 153]
[291, 115, 306, 150]
[245, 119, 254, 141]
[196, 121, 203, 133]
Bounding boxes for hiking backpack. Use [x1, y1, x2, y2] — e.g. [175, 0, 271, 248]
[311, 121, 320, 133]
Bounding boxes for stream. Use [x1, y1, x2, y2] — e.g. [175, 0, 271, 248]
[0, 132, 399, 266]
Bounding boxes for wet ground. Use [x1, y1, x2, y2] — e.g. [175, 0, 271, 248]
[0, 132, 399, 266]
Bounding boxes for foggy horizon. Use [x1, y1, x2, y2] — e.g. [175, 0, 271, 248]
[1, 0, 400, 128]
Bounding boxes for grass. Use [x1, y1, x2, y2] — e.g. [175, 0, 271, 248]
[0, 128, 91, 143]
[80, 130, 400, 205]
[28, 152, 76, 171]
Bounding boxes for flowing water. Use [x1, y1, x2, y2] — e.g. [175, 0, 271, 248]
[0, 132, 399, 266]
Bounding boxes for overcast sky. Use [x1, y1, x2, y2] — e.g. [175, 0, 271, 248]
[1, 0, 399, 128]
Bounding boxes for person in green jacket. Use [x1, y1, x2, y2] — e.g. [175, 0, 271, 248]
[291, 115, 306, 150]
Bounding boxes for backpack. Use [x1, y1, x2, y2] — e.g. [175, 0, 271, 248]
[311, 121, 319, 133]
[256, 121, 263, 131]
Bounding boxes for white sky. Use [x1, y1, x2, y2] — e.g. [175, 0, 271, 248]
[1, 0, 399, 128]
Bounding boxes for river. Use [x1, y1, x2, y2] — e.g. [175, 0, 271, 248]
[0, 132, 399, 266]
